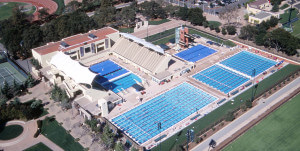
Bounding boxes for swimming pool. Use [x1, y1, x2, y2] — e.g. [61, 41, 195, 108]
[102, 73, 142, 93]
[111, 83, 217, 144]
[193, 65, 249, 93]
[175, 44, 216, 62]
[220, 51, 277, 77]
[90, 60, 129, 81]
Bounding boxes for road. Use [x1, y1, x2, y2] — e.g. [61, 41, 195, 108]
[191, 77, 300, 151]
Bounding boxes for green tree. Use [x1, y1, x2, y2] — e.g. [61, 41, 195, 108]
[225, 111, 235, 121]
[12, 80, 21, 96]
[203, 21, 209, 28]
[130, 147, 139, 151]
[117, 7, 136, 27]
[22, 25, 43, 53]
[12, 97, 21, 106]
[188, 8, 206, 26]
[215, 27, 220, 33]
[30, 99, 42, 109]
[254, 33, 266, 46]
[222, 27, 227, 35]
[226, 26, 236, 35]
[140, 1, 166, 19]
[38, 8, 50, 22]
[239, 25, 257, 41]
[209, 24, 214, 30]
[271, 3, 279, 12]
[268, 16, 278, 27]
[164, 5, 180, 18]
[176, 6, 189, 21]
[101, 125, 115, 149]
[115, 142, 124, 151]
[25, 74, 35, 88]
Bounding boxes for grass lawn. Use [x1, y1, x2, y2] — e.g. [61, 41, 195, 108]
[0, 2, 34, 21]
[41, 118, 84, 151]
[0, 125, 23, 140]
[208, 21, 221, 28]
[152, 64, 300, 151]
[223, 94, 300, 151]
[189, 28, 236, 47]
[145, 27, 178, 42]
[152, 34, 175, 45]
[148, 19, 171, 25]
[52, 0, 65, 15]
[280, 3, 289, 10]
[291, 20, 300, 38]
[119, 27, 134, 33]
[280, 8, 299, 23]
[24, 142, 52, 151]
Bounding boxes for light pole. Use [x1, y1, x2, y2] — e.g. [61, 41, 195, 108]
[251, 69, 256, 102]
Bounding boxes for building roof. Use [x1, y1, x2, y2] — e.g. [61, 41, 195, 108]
[249, 0, 269, 8]
[120, 33, 164, 54]
[254, 11, 272, 19]
[33, 27, 118, 55]
[50, 51, 97, 84]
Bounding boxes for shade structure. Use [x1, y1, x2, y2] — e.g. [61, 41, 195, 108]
[50, 51, 97, 84]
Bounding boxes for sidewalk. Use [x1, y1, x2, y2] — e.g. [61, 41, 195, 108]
[191, 77, 300, 151]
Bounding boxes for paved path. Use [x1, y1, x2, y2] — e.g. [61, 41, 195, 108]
[191, 77, 300, 151]
[132, 19, 187, 38]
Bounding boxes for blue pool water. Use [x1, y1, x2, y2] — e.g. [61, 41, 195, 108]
[175, 44, 216, 62]
[220, 51, 277, 77]
[193, 65, 249, 93]
[102, 73, 142, 93]
[112, 83, 217, 144]
[89, 60, 129, 80]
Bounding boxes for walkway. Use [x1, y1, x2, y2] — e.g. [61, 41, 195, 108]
[191, 77, 300, 151]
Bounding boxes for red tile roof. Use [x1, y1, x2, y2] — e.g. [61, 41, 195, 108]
[33, 27, 118, 55]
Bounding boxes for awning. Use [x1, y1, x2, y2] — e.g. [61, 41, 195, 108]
[120, 33, 164, 54]
[50, 51, 97, 84]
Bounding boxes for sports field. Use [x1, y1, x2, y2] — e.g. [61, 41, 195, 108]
[223, 94, 300, 151]
[0, 62, 27, 86]
[0, 2, 35, 20]
[24, 142, 52, 151]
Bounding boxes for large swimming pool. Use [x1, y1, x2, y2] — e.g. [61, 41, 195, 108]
[220, 51, 277, 77]
[111, 83, 217, 144]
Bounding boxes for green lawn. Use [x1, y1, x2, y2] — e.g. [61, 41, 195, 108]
[280, 8, 299, 23]
[145, 27, 178, 42]
[152, 34, 175, 45]
[280, 4, 289, 10]
[0, 125, 23, 140]
[24, 142, 52, 151]
[41, 118, 84, 151]
[119, 27, 134, 33]
[52, 0, 65, 15]
[208, 21, 221, 28]
[148, 19, 170, 25]
[152, 64, 300, 151]
[291, 20, 300, 38]
[0, 2, 34, 21]
[223, 94, 300, 151]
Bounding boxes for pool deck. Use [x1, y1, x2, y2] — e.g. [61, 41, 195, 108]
[84, 36, 285, 149]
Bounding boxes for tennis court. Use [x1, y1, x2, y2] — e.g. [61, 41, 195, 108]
[0, 62, 27, 86]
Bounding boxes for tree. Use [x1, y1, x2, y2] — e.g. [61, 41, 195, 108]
[164, 5, 179, 18]
[271, 3, 279, 12]
[245, 100, 252, 108]
[225, 111, 235, 121]
[30, 99, 42, 109]
[239, 25, 257, 41]
[203, 21, 209, 28]
[12, 80, 21, 96]
[268, 16, 278, 27]
[38, 8, 50, 22]
[244, 13, 249, 20]
[226, 26, 236, 35]
[101, 125, 115, 149]
[215, 27, 220, 33]
[12, 97, 21, 106]
[117, 7, 136, 27]
[22, 25, 43, 54]
[140, 1, 166, 19]
[176, 6, 189, 21]
[0, 90, 8, 106]
[221, 27, 227, 35]
[130, 147, 139, 151]
[255, 33, 266, 46]
[188, 8, 206, 26]
[218, 5, 239, 25]
[25, 74, 35, 88]
[209, 24, 214, 30]
[65, 1, 81, 13]
[115, 142, 125, 151]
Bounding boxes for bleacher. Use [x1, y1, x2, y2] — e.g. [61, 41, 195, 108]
[220, 51, 277, 77]
[112, 36, 170, 74]
[193, 65, 250, 93]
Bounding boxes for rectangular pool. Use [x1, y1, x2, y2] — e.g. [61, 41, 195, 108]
[175, 44, 216, 62]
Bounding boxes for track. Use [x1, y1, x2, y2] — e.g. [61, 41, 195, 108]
[0, 0, 58, 20]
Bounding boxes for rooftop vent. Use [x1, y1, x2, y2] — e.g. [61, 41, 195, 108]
[60, 42, 70, 48]
[88, 33, 97, 39]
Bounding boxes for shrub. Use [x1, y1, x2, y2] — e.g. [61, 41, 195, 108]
[222, 27, 227, 35]
[34, 128, 41, 138]
[226, 26, 237, 35]
[225, 111, 235, 121]
[215, 27, 220, 33]
[203, 21, 209, 28]
[209, 24, 214, 30]
[30, 58, 42, 70]
[37, 120, 42, 129]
